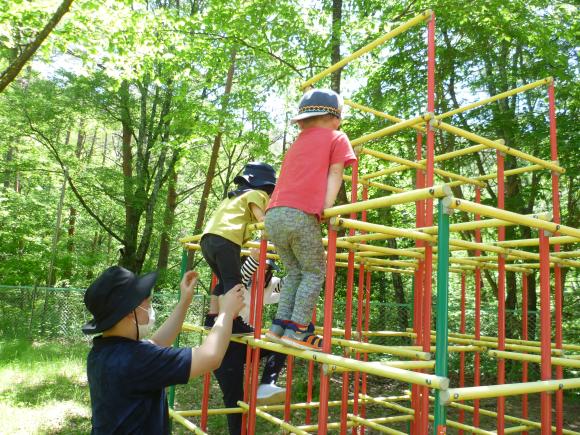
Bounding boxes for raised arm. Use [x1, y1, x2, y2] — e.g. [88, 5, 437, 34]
[150, 271, 199, 348]
[250, 203, 265, 222]
[188, 285, 245, 379]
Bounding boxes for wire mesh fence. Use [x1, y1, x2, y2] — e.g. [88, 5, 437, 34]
[0, 284, 572, 349]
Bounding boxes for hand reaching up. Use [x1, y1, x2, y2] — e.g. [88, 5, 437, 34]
[218, 284, 245, 317]
[180, 271, 199, 306]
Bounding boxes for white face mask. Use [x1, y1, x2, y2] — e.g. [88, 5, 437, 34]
[136, 305, 155, 338]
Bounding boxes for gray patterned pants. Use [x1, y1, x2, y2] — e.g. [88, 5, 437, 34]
[264, 207, 326, 325]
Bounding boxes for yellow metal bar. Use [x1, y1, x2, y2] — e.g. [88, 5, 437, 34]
[436, 78, 552, 120]
[182, 323, 449, 388]
[351, 113, 433, 146]
[237, 401, 309, 435]
[359, 148, 485, 187]
[444, 197, 580, 238]
[176, 400, 353, 417]
[424, 333, 564, 356]
[179, 234, 202, 244]
[345, 99, 425, 133]
[552, 250, 580, 259]
[323, 360, 435, 374]
[495, 236, 580, 248]
[359, 394, 414, 415]
[488, 350, 580, 368]
[368, 143, 490, 178]
[169, 409, 207, 435]
[449, 331, 580, 352]
[347, 414, 409, 434]
[177, 408, 243, 417]
[337, 240, 424, 259]
[343, 174, 405, 193]
[298, 420, 356, 432]
[475, 164, 544, 182]
[441, 377, 580, 403]
[358, 256, 418, 269]
[448, 402, 580, 435]
[323, 184, 451, 218]
[333, 217, 436, 243]
[237, 337, 448, 388]
[330, 337, 430, 359]
[300, 10, 432, 89]
[431, 120, 565, 174]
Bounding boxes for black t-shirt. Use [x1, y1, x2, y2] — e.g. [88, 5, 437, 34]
[87, 336, 192, 434]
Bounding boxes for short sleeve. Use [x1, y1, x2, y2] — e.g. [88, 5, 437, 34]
[244, 190, 268, 211]
[330, 133, 357, 167]
[128, 342, 192, 393]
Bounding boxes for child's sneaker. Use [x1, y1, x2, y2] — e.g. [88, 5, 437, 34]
[265, 319, 287, 344]
[232, 316, 254, 336]
[281, 322, 323, 351]
[256, 383, 286, 405]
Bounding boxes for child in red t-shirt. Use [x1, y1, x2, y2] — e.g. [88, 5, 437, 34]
[264, 89, 357, 351]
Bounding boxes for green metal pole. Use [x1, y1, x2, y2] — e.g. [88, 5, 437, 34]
[434, 200, 451, 434]
[169, 249, 188, 412]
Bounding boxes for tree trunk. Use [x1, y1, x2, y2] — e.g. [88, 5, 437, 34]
[4, 146, 13, 188]
[119, 81, 139, 271]
[0, 0, 75, 93]
[330, 0, 342, 93]
[157, 162, 178, 271]
[188, 49, 237, 269]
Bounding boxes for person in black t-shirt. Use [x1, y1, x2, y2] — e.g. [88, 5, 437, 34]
[82, 266, 244, 435]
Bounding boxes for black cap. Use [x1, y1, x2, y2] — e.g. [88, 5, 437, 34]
[82, 266, 158, 335]
[234, 162, 277, 189]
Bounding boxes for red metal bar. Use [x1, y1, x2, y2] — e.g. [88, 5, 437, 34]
[522, 272, 529, 435]
[246, 238, 269, 435]
[458, 272, 466, 434]
[305, 308, 317, 425]
[420, 14, 436, 433]
[241, 269, 259, 434]
[318, 227, 338, 433]
[412, 132, 424, 435]
[539, 229, 553, 434]
[340, 161, 359, 435]
[496, 150, 506, 434]
[361, 186, 370, 435]
[284, 356, 294, 423]
[473, 187, 482, 428]
[353, 185, 367, 434]
[352, 262, 365, 435]
[361, 268, 372, 434]
[549, 82, 563, 435]
[201, 274, 219, 431]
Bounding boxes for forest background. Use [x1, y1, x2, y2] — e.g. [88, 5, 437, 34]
[0, 0, 579, 341]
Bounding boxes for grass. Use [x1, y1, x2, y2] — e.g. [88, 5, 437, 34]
[0, 339, 92, 434]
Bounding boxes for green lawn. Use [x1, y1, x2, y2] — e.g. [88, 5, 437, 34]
[0, 340, 92, 434]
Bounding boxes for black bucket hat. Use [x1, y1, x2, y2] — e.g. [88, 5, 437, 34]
[234, 162, 277, 189]
[82, 266, 158, 335]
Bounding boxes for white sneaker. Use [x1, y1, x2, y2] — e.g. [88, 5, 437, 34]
[256, 383, 286, 405]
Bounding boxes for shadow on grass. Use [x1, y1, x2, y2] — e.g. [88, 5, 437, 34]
[44, 413, 92, 435]
[0, 339, 89, 366]
[5, 374, 87, 406]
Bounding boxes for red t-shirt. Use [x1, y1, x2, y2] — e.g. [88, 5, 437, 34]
[267, 127, 357, 219]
